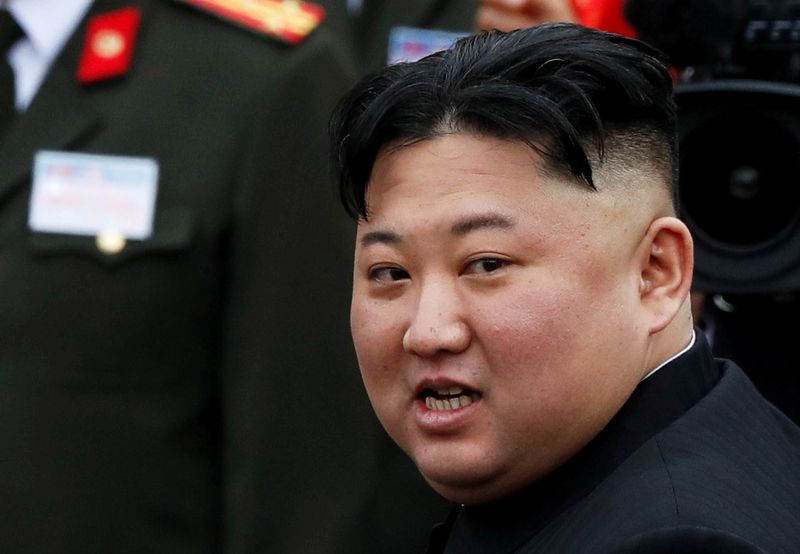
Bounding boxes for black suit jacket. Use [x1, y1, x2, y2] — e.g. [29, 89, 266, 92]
[433, 334, 800, 553]
[0, 1, 379, 552]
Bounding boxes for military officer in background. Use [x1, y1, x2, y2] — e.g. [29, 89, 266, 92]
[319, 0, 479, 73]
[353, 0, 478, 71]
[0, 0, 380, 552]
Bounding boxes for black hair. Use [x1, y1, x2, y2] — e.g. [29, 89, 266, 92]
[330, 23, 677, 220]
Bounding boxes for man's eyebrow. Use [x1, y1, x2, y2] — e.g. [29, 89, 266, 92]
[451, 213, 516, 236]
[360, 230, 402, 247]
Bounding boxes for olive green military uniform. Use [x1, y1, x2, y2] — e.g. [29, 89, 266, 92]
[0, 1, 378, 552]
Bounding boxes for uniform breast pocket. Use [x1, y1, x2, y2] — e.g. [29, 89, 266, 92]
[28, 207, 195, 265]
[15, 207, 207, 389]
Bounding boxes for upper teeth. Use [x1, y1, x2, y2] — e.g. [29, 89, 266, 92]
[425, 394, 474, 411]
[424, 386, 477, 411]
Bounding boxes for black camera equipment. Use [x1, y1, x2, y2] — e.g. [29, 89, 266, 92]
[626, 0, 800, 293]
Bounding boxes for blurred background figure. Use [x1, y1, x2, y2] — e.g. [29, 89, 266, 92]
[475, 0, 636, 36]
[320, 0, 479, 72]
[352, 0, 478, 71]
[0, 0, 379, 552]
[476, 0, 577, 30]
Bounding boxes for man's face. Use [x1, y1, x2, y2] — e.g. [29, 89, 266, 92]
[352, 133, 653, 504]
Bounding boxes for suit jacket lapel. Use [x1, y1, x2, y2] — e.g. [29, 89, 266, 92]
[0, 59, 100, 203]
[0, 0, 152, 203]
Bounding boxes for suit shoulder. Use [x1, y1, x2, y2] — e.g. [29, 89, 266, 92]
[609, 526, 765, 554]
[657, 362, 800, 507]
[642, 365, 800, 548]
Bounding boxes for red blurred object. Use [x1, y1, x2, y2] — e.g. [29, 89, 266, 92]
[77, 7, 142, 84]
[175, 0, 325, 45]
[572, 0, 637, 37]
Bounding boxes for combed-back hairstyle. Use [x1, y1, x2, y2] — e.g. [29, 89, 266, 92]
[330, 23, 677, 219]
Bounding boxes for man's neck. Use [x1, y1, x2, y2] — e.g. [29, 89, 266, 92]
[642, 329, 696, 381]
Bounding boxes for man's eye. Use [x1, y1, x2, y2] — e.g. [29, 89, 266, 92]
[464, 258, 508, 275]
[370, 266, 410, 282]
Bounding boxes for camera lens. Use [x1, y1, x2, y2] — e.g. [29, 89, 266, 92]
[680, 111, 800, 250]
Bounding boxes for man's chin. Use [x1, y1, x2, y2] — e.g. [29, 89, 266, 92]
[414, 450, 561, 505]
[414, 457, 512, 505]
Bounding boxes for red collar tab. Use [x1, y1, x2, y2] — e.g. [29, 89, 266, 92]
[77, 7, 142, 84]
[175, 0, 325, 45]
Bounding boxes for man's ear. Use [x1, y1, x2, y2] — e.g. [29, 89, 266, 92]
[636, 217, 694, 335]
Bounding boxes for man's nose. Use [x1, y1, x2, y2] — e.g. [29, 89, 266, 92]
[402, 279, 471, 358]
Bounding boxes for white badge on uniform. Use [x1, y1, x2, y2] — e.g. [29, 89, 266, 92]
[28, 150, 159, 241]
[387, 26, 469, 65]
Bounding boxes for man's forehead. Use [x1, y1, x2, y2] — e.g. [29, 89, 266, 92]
[367, 134, 550, 201]
[374, 133, 547, 169]
[358, 212, 518, 248]
[365, 134, 602, 220]
[360, 131, 669, 259]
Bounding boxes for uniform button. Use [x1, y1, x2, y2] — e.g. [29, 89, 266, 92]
[96, 230, 126, 255]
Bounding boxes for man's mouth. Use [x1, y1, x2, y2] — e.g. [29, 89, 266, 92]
[422, 387, 480, 411]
